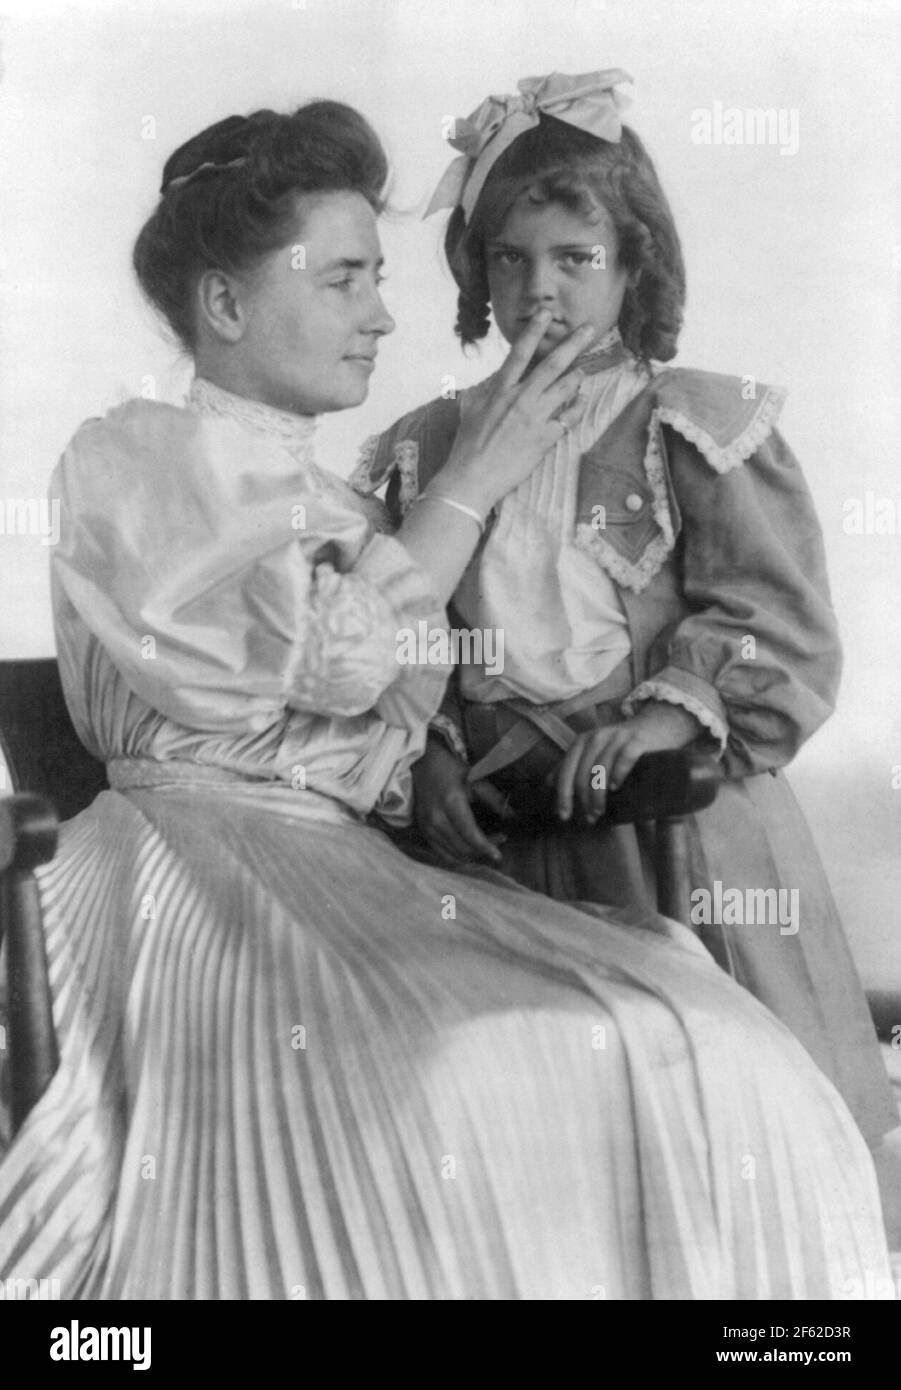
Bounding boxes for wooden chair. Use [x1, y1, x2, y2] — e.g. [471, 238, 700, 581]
[0, 658, 108, 820]
[0, 794, 59, 1132]
[0, 657, 722, 1135]
[604, 747, 721, 921]
[0, 659, 108, 1131]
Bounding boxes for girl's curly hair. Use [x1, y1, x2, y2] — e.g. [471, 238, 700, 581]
[444, 115, 685, 364]
[133, 101, 388, 351]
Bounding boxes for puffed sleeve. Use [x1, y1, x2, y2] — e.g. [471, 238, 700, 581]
[352, 427, 472, 763]
[51, 402, 449, 737]
[623, 426, 842, 779]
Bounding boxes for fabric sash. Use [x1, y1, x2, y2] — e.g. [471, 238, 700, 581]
[464, 659, 634, 787]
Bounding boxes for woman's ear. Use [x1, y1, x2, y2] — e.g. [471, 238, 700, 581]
[196, 269, 246, 344]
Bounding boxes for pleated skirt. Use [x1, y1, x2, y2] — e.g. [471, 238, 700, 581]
[461, 692, 896, 1144]
[0, 783, 892, 1299]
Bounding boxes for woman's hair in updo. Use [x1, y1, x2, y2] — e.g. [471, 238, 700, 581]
[444, 115, 684, 363]
[133, 101, 388, 350]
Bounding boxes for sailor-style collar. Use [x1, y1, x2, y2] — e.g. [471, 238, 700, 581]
[352, 366, 786, 594]
[572, 368, 786, 592]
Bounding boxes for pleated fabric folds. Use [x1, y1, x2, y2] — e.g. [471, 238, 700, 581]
[0, 784, 892, 1300]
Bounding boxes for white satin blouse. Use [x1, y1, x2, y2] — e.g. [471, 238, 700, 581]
[48, 377, 448, 824]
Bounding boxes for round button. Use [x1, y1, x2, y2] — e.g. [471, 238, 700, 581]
[625, 492, 644, 512]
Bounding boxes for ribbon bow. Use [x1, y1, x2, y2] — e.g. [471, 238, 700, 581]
[425, 69, 632, 222]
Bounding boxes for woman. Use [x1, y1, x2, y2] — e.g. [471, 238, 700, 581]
[0, 99, 892, 1299]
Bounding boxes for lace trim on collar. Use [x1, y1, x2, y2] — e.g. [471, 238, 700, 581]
[188, 377, 318, 462]
[572, 377, 786, 591]
[572, 411, 677, 594]
[656, 385, 786, 474]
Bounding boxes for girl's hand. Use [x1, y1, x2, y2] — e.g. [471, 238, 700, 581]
[412, 737, 513, 866]
[433, 309, 593, 515]
[556, 702, 703, 824]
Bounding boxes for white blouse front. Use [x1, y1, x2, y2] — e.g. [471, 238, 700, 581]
[454, 348, 650, 703]
[48, 378, 448, 825]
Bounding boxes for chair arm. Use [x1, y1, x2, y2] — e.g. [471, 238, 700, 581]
[602, 750, 721, 926]
[866, 990, 901, 1046]
[605, 749, 721, 825]
[0, 793, 58, 879]
[0, 794, 59, 1130]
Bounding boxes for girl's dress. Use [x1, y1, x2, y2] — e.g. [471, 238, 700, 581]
[0, 377, 892, 1299]
[352, 332, 896, 1148]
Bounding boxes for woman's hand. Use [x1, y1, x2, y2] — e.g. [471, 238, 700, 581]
[432, 309, 593, 515]
[395, 310, 590, 605]
[556, 701, 703, 824]
[412, 736, 513, 866]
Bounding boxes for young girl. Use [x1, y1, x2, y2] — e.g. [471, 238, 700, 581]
[351, 70, 898, 1152]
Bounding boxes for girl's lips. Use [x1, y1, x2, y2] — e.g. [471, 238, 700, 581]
[518, 317, 571, 339]
[520, 318, 599, 349]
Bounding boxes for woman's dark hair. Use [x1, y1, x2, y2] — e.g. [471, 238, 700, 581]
[133, 100, 388, 350]
[444, 115, 684, 363]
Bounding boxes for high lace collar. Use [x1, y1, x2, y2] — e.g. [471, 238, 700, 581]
[188, 377, 318, 464]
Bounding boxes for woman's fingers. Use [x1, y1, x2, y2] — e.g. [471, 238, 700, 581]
[553, 399, 587, 433]
[544, 367, 586, 414]
[433, 318, 595, 518]
[495, 308, 555, 389]
[521, 322, 595, 399]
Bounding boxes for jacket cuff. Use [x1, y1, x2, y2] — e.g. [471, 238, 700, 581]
[347, 434, 383, 494]
[622, 667, 729, 755]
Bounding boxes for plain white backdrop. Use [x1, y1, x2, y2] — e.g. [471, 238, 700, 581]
[1, 0, 899, 982]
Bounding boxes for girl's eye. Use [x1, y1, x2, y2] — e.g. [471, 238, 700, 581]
[489, 248, 522, 266]
[561, 252, 594, 267]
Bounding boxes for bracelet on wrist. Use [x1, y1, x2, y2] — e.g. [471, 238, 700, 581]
[415, 491, 487, 536]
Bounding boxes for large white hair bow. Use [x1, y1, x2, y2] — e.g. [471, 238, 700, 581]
[425, 69, 632, 222]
